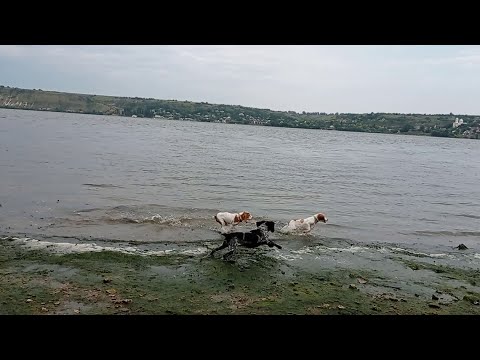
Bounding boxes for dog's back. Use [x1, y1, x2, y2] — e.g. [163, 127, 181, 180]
[222, 229, 262, 248]
[214, 212, 230, 226]
[211, 220, 280, 259]
[214, 211, 250, 227]
[280, 214, 327, 233]
[222, 221, 276, 248]
[281, 219, 310, 233]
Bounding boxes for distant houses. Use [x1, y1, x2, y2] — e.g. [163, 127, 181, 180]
[453, 118, 465, 128]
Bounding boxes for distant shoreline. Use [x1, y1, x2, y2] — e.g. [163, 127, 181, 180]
[1, 85, 479, 140]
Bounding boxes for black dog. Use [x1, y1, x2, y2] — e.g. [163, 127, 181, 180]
[210, 220, 282, 260]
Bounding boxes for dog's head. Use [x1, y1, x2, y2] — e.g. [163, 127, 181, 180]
[240, 211, 253, 221]
[256, 220, 275, 233]
[315, 213, 328, 223]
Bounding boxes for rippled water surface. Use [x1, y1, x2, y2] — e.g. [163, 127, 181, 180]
[1, 108, 479, 264]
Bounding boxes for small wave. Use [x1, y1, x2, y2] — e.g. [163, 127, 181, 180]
[323, 223, 355, 229]
[406, 230, 480, 237]
[455, 214, 480, 220]
[82, 183, 124, 188]
[147, 248, 209, 256]
[390, 247, 454, 259]
[104, 217, 141, 224]
[288, 244, 456, 259]
[278, 230, 314, 237]
[75, 208, 104, 214]
[291, 247, 315, 255]
[390, 247, 430, 257]
[4, 236, 109, 254]
[317, 246, 370, 253]
[104, 214, 193, 227]
[418, 218, 439, 223]
[1, 236, 209, 257]
[139, 215, 185, 226]
[376, 247, 391, 254]
[109, 204, 219, 214]
[289, 245, 371, 255]
[179, 248, 209, 256]
[272, 253, 302, 261]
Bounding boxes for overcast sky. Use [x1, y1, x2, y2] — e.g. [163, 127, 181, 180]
[1, 45, 479, 114]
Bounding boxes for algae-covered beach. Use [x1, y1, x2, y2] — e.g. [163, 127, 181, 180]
[1, 236, 479, 315]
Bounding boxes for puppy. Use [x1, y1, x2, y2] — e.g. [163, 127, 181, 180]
[280, 213, 328, 234]
[214, 211, 253, 231]
[210, 220, 281, 260]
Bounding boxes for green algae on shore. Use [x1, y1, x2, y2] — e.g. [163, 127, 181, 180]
[1, 241, 479, 315]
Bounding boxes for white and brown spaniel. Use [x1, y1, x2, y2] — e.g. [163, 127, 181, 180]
[280, 213, 328, 234]
[214, 211, 253, 230]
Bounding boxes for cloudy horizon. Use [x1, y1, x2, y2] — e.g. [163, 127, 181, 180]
[1, 45, 480, 115]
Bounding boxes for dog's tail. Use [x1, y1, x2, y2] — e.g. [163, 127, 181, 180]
[268, 241, 282, 249]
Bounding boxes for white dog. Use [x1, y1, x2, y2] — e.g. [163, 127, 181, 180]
[280, 213, 328, 234]
[214, 211, 253, 232]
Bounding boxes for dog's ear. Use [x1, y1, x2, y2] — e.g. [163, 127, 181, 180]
[256, 220, 265, 227]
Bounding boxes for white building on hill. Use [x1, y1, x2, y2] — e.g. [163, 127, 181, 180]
[453, 118, 464, 128]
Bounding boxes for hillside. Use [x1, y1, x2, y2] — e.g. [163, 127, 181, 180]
[1, 85, 479, 139]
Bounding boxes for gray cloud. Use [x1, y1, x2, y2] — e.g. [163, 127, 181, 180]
[1, 45, 480, 114]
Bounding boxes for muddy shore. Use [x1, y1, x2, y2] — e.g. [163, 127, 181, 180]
[1, 236, 479, 315]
